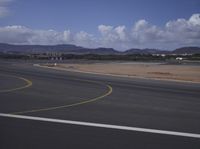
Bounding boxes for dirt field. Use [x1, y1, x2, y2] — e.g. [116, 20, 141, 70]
[45, 62, 200, 83]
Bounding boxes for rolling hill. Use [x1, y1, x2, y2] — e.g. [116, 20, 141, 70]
[0, 43, 200, 55]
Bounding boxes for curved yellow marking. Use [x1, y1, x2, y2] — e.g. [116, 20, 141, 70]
[11, 83, 113, 114]
[0, 74, 32, 93]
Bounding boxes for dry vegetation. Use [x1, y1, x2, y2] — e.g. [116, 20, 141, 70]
[46, 62, 200, 83]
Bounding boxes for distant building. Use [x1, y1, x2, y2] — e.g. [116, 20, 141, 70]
[176, 57, 183, 61]
[161, 54, 166, 57]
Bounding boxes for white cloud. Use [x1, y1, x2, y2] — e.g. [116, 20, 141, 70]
[114, 26, 127, 41]
[98, 25, 113, 35]
[98, 14, 200, 50]
[164, 14, 200, 47]
[74, 31, 96, 47]
[133, 19, 149, 31]
[0, 13, 200, 50]
[63, 30, 72, 42]
[189, 14, 200, 26]
[0, 25, 32, 44]
[98, 24, 127, 41]
[98, 25, 130, 49]
[0, 25, 98, 48]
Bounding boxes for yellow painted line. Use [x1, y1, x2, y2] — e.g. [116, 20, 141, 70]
[11, 83, 113, 115]
[0, 74, 32, 93]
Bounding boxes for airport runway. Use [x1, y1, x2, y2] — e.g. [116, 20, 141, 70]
[0, 60, 200, 149]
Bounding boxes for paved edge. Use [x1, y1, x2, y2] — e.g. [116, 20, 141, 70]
[0, 113, 200, 139]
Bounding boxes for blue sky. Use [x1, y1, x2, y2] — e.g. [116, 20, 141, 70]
[0, 0, 200, 50]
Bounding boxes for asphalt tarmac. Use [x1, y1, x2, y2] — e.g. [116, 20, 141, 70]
[0, 60, 200, 149]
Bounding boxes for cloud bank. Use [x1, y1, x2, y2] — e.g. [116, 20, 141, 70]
[0, 13, 200, 50]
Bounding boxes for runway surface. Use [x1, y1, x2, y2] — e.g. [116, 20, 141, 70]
[0, 60, 200, 149]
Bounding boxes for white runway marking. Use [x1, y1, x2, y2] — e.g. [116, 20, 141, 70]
[0, 113, 200, 139]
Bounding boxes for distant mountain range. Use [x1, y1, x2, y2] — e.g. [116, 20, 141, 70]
[172, 47, 200, 54]
[124, 48, 167, 54]
[0, 43, 117, 55]
[0, 43, 200, 55]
